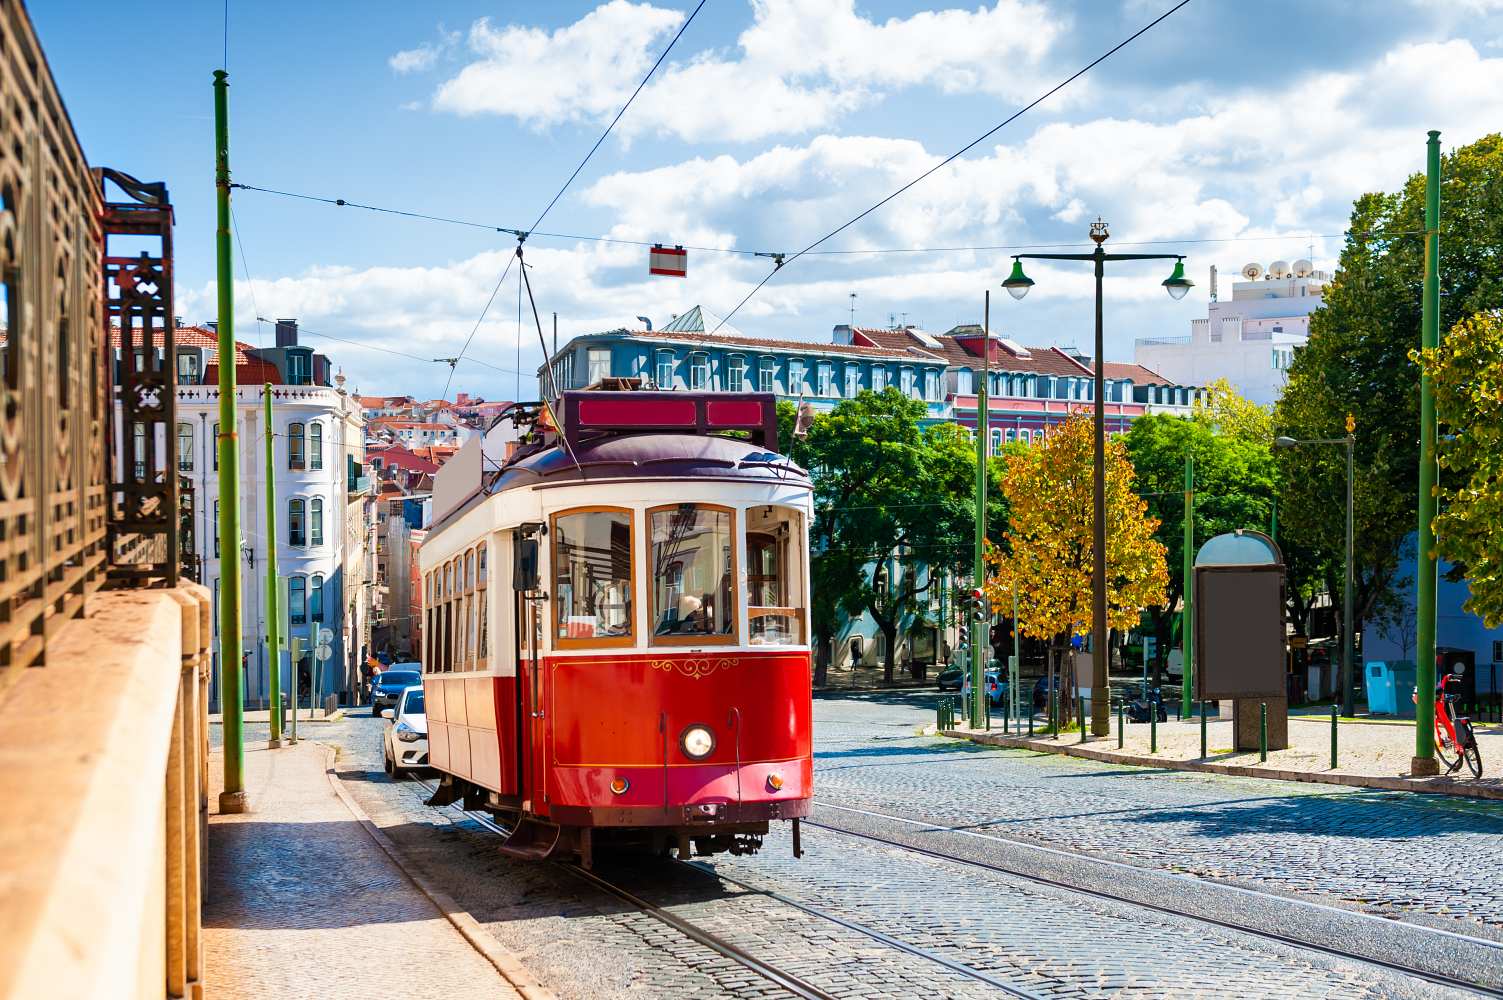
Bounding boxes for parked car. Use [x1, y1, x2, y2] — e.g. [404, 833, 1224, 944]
[962, 670, 1007, 707]
[936, 666, 964, 691]
[382, 685, 428, 777]
[1033, 673, 1063, 711]
[371, 666, 421, 716]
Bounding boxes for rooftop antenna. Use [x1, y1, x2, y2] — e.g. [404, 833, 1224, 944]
[849, 292, 856, 327]
[900, 311, 909, 328]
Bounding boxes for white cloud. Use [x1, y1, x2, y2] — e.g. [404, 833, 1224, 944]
[418, 0, 1064, 141]
[389, 29, 460, 74]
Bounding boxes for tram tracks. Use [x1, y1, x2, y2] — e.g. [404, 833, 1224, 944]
[810, 800, 1503, 999]
[412, 779, 1041, 999]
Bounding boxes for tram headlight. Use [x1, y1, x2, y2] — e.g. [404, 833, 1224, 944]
[680, 725, 716, 760]
[766, 772, 784, 791]
[609, 777, 630, 795]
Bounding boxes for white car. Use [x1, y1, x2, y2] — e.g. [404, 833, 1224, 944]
[381, 685, 428, 777]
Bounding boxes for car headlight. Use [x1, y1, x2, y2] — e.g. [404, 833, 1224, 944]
[680, 725, 715, 759]
[395, 722, 422, 743]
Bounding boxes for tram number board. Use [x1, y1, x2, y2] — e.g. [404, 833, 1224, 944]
[574, 396, 770, 430]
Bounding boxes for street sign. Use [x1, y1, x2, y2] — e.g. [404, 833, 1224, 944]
[317, 627, 334, 645]
[315, 643, 332, 661]
[649, 244, 687, 276]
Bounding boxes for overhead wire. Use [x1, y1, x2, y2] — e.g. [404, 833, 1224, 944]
[440, 250, 518, 403]
[708, 0, 1197, 334]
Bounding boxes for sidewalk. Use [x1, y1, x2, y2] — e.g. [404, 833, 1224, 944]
[207, 708, 344, 724]
[939, 710, 1503, 800]
[204, 741, 532, 999]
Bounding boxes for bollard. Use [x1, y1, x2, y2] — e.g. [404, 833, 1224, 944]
[1003, 692, 1010, 734]
[1150, 703, 1157, 753]
[1330, 702, 1338, 770]
[1118, 699, 1125, 749]
[1028, 701, 1034, 737]
[1200, 700, 1208, 759]
[1077, 686, 1086, 743]
[984, 693, 991, 732]
[1260, 702, 1268, 763]
[1050, 686, 1058, 740]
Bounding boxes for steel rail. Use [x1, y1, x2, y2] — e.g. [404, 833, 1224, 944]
[411, 780, 836, 1000]
[808, 805, 1503, 998]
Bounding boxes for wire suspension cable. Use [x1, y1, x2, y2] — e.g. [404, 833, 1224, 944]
[441, 248, 519, 403]
[709, 0, 1196, 334]
[519, 248, 585, 477]
[526, 0, 708, 235]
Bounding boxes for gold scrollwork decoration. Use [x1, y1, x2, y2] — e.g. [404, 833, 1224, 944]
[650, 657, 740, 680]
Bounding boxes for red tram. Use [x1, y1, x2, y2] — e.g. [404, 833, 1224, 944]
[418, 390, 813, 864]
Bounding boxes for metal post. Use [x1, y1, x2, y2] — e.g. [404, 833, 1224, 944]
[1414, 130, 1441, 777]
[1200, 700, 1208, 759]
[213, 70, 247, 814]
[1343, 425, 1355, 717]
[1331, 702, 1339, 770]
[1118, 699, 1124, 748]
[1091, 246, 1110, 737]
[1002, 687, 1010, 734]
[1028, 701, 1034, 737]
[1050, 682, 1058, 740]
[1011, 588, 1021, 725]
[1077, 683, 1086, 742]
[263, 385, 281, 747]
[1150, 700, 1157, 753]
[1182, 454, 1194, 719]
[971, 292, 990, 728]
[1260, 702, 1268, 763]
[288, 633, 300, 745]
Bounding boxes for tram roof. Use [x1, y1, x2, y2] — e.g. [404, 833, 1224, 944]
[493, 430, 811, 492]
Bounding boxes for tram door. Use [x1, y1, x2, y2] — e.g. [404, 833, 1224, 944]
[514, 530, 548, 814]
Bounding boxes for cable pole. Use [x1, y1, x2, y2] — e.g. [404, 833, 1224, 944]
[1181, 453, 1194, 719]
[1413, 128, 1441, 776]
[214, 69, 247, 812]
[264, 384, 282, 747]
[972, 291, 990, 727]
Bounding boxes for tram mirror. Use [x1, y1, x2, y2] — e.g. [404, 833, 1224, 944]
[513, 534, 539, 592]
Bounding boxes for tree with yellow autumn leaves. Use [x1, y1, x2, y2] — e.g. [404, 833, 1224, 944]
[983, 411, 1168, 718]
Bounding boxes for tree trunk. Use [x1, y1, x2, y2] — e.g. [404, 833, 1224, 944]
[881, 622, 898, 685]
[813, 631, 830, 688]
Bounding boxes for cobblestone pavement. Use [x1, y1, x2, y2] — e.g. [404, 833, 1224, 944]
[812, 689, 1503, 934]
[223, 699, 1489, 999]
[202, 740, 521, 1000]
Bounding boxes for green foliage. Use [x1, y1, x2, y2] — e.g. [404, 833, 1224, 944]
[1421, 310, 1503, 626]
[788, 389, 976, 682]
[1275, 132, 1503, 632]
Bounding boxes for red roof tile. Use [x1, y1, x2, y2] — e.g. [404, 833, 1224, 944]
[1102, 361, 1175, 386]
[850, 327, 1094, 378]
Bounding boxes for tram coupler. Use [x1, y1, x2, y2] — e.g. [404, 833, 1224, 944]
[792, 818, 803, 859]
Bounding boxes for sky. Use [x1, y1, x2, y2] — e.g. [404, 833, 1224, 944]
[33, 0, 1503, 401]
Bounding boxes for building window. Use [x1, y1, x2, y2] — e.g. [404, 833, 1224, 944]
[310, 497, 324, 547]
[289, 576, 307, 625]
[788, 360, 806, 395]
[689, 352, 708, 390]
[845, 365, 861, 397]
[649, 504, 734, 643]
[289, 352, 310, 385]
[177, 352, 199, 382]
[900, 367, 915, 398]
[587, 347, 611, 386]
[726, 354, 745, 392]
[178, 423, 194, 472]
[288, 422, 305, 469]
[816, 362, 833, 396]
[923, 370, 939, 401]
[289, 498, 306, 546]
[655, 350, 675, 389]
[310, 573, 325, 623]
[1005, 427, 1016, 443]
[552, 508, 635, 646]
[309, 422, 323, 470]
[212, 423, 220, 470]
[212, 579, 219, 637]
[758, 358, 775, 393]
[871, 367, 886, 392]
[213, 500, 220, 557]
[990, 428, 1003, 456]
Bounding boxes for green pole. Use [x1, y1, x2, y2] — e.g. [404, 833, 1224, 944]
[214, 70, 247, 813]
[289, 633, 301, 745]
[1331, 702, 1339, 770]
[1270, 495, 1277, 543]
[1181, 453, 1194, 719]
[264, 385, 282, 747]
[1011, 586, 1021, 724]
[1413, 131, 1441, 777]
[971, 292, 990, 728]
[1200, 700, 1207, 759]
[1260, 701, 1268, 763]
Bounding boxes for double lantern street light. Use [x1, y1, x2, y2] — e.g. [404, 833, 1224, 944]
[1000, 220, 1192, 737]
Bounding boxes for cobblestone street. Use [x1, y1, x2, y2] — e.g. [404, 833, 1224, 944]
[207, 687, 1503, 998]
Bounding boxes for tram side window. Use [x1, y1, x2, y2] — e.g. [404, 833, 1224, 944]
[649, 504, 734, 643]
[552, 509, 634, 645]
[476, 544, 489, 666]
[745, 506, 807, 645]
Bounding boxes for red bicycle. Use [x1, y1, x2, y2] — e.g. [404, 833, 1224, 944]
[1417, 672, 1483, 778]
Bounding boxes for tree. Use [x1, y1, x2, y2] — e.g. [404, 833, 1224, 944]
[1124, 410, 1275, 683]
[984, 412, 1168, 703]
[791, 390, 975, 684]
[1420, 310, 1503, 626]
[1193, 376, 1274, 443]
[1275, 133, 1503, 648]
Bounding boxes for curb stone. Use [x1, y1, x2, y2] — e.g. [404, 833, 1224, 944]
[940, 728, 1503, 801]
[318, 745, 556, 1000]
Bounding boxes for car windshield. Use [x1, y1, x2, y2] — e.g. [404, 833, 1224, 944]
[402, 690, 425, 715]
[381, 672, 419, 687]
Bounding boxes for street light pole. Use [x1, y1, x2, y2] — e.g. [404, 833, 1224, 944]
[1004, 220, 1192, 736]
[971, 291, 991, 728]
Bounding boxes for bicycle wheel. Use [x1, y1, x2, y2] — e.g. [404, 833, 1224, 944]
[1464, 743, 1483, 779]
[1434, 716, 1461, 771]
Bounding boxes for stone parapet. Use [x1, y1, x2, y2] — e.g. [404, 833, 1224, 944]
[0, 584, 212, 1000]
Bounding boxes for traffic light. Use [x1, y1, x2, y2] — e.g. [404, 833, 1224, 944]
[967, 588, 991, 625]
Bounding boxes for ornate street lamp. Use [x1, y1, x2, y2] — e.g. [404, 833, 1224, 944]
[1004, 219, 1192, 736]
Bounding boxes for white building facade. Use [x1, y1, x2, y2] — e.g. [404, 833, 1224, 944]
[177, 379, 373, 712]
[1135, 260, 1328, 406]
